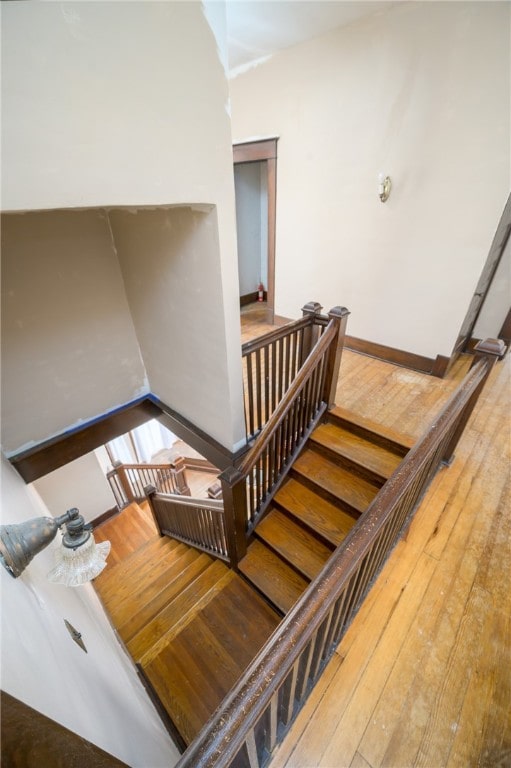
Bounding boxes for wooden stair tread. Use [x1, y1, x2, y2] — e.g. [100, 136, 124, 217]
[274, 478, 357, 546]
[97, 540, 188, 608]
[197, 576, 280, 660]
[239, 540, 309, 614]
[311, 422, 402, 481]
[115, 551, 213, 639]
[329, 405, 415, 453]
[94, 533, 170, 588]
[94, 502, 157, 563]
[144, 576, 280, 746]
[145, 645, 215, 746]
[256, 509, 333, 579]
[293, 449, 379, 514]
[130, 560, 233, 663]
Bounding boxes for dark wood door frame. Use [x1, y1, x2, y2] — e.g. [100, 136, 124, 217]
[450, 193, 511, 366]
[233, 138, 278, 321]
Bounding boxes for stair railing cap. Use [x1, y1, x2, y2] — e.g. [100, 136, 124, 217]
[328, 306, 350, 318]
[301, 301, 323, 315]
[474, 338, 507, 358]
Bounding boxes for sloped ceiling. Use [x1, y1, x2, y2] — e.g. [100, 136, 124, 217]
[226, 0, 401, 73]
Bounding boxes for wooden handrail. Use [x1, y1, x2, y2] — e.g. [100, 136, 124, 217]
[238, 320, 337, 476]
[222, 306, 349, 565]
[241, 303, 336, 440]
[176, 339, 504, 768]
[106, 458, 191, 507]
[241, 315, 314, 357]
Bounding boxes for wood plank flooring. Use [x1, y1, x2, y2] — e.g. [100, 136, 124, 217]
[94, 506, 281, 747]
[95, 306, 509, 765]
[268, 348, 510, 768]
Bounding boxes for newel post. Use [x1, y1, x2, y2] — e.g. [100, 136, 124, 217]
[323, 306, 350, 409]
[300, 301, 323, 365]
[170, 456, 191, 496]
[442, 338, 506, 464]
[144, 484, 164, 537]
[219, 466, 248, 569]
[113, 461, 134, 505]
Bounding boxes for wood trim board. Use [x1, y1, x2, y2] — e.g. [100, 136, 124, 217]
[9, 395, 243, 484]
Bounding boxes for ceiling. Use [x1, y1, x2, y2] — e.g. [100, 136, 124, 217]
[226, 1, 401, 74]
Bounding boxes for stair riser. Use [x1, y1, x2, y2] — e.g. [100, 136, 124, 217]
[325, 413, 411, 457]
[289, 468, 363, 520]
[254, 508, 333, 581]
[271, 499, 339, 549]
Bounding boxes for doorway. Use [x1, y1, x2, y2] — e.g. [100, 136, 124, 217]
[233, 138, 278, 320]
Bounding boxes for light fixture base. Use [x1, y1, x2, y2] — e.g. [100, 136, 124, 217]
[379, 175, 392, 203]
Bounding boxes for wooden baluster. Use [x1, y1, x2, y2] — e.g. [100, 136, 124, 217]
[442, 338, 505, 464]
[112, 461, 134, 504]
[220, 466, 248, 568]
[246, 354, 255, 437]
[322, 306, 350, 409]
[170, 456, 191, 496]
[300, 301, 323, 366]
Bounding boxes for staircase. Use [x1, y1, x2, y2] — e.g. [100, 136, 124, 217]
[238, 406, 413, 613]
[93, 507, 280, 748]
[94, 409, 412, 750]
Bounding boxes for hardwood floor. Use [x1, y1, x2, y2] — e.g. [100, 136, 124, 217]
[96, 307, 510, 766]
[94, 502, 281, 747]
[268, 351, 510, 767]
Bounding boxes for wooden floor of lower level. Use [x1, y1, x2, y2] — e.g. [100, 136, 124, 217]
[268, 348, 510, 768]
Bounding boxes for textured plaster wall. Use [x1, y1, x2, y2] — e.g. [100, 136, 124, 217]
[0, 457, 178, 767]
[1, 1, 245, 454]
[33, 451, 115, 524]
[1, 210, 147, 456]
[229, 2, 510, 359]
[110, 206, 244, 449]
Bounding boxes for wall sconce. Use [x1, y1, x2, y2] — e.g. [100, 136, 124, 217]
[378, 173, 392, 203]
[0, 508, 110, 586]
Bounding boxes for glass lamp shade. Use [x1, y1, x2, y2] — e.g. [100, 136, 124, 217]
[47, 535, 111, 587]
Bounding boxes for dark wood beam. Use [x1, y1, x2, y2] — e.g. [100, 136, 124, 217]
[8, 396, 244, 484]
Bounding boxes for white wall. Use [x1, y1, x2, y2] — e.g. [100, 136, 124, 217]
[473, 234, 511, 341]
[33, 451, 115, 524]
[1, 210, 148, 456]
[1, 1, 246, 454]
[109, 206, 245, 450]
[1, 2, 232, 215]
[229, 2, 510, 359]
[1, 456, 178, 767]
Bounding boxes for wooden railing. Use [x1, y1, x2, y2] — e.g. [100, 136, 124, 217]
[242, 302, 329, 440]
[146, 487, 229, 561]
[106, 458, 190, 508]
[223, 305, 350, 566]
[175, 338, 504, 768]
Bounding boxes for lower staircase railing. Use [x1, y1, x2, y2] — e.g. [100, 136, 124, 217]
[106, 458, 191, 509]
[175, 338, 504, 768]
[146, 488, 229, 561]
